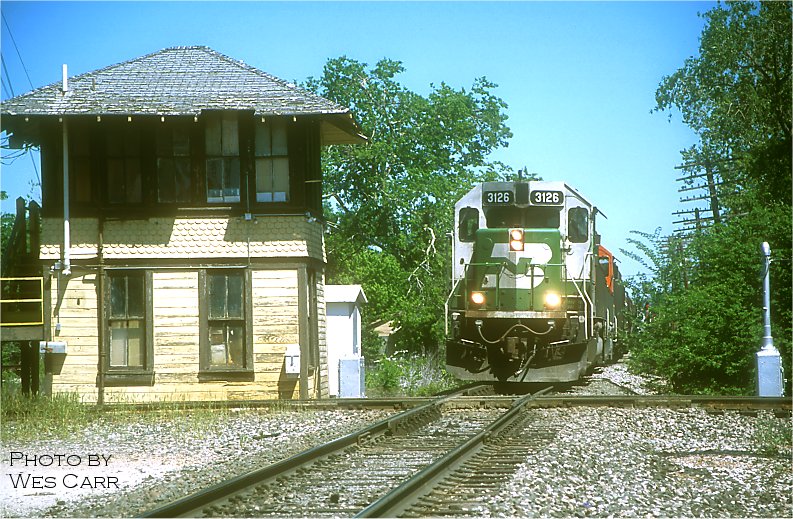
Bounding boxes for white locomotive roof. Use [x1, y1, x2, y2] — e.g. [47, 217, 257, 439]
[456, 180, 594, 210]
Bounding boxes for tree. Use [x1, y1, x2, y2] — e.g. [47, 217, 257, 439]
[629, 1, 792, 394]
[655, 1, 791, 209]
[306, 57, 512, 355]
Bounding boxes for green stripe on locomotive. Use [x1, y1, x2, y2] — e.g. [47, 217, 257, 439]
[460, 228, 565, 311]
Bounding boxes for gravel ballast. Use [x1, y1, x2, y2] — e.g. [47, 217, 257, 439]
[2, 361, 790, 518]
[2, 408, 390, 518]
[487, 406, 791, 518]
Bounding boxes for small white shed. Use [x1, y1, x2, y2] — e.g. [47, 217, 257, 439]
[325, 285, 367, 397]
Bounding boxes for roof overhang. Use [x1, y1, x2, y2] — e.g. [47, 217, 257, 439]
[1, 111, 367, 148]
[321, 115, 367, 145]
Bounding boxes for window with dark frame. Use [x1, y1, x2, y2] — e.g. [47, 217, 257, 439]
[207, 271, 246, 368]
[205, 113, 241, 203]
[108, 272, 146, 369]
[568, 207, 589, 243]
[106, 127, 142, 204]
[459, 207, 479, 242]
[156, 125, 192, 203]
[254, 119, 289, 203]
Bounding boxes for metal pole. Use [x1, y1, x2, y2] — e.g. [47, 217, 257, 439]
[62, 117, 71, 276]
[760, 242, 774, 350]
[756, 242, 783, 396]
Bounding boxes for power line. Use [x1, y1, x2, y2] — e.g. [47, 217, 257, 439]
[1, 52, 16, 97]
[2, 12, 34, 89]
[0, 13, 42, 195]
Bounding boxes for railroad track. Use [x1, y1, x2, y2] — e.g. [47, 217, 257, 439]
[140, 392, 790, 518]
[141, 384, 496, 518]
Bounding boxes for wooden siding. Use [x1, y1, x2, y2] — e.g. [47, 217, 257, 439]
[49, 273, 99, 392]
[251, 269, 300, 399]
[47, 267, 324, 402]
[316, 273, 328, 398]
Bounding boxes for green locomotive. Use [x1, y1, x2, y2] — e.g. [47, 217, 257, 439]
[445, 180, 629, 383]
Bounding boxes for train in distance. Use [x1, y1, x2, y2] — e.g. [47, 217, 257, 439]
[445, 180, 631, 384]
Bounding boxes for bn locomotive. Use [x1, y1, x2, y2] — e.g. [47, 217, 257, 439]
[445, 180, 629, 383]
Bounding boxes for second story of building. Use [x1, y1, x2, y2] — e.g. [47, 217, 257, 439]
[1, 46, 364, 263]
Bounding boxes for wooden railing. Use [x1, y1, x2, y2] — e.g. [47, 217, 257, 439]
[0, 276, 44, 327]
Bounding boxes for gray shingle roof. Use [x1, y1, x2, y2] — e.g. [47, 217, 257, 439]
[1, 46, 364, 143]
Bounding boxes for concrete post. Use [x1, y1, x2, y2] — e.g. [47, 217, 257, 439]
[756, 242, 783, 397]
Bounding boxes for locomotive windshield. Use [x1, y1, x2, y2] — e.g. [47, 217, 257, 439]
[484, 206, 560, 229]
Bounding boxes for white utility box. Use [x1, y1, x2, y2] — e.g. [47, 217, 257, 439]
[326, 285, 367, 397]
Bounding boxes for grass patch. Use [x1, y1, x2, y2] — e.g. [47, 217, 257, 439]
[754, 411, 792, 457]
[0, 382, 280, 443]
[1, 389, 94, 441]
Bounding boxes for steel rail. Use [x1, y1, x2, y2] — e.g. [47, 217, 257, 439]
[356, 387, 552, 518]
[530, 395, 791, 413]
[138, 384, 490, 518]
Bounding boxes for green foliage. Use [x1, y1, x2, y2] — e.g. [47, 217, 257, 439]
[366, 351, 458, 397]
[625, 1, 792, 395]
[625, 205, 791, 395]
[306, 57, 512, 354]
[654, 1, 791, 209]
[1, 211, 14, 255]
[0, 386, 256, 442]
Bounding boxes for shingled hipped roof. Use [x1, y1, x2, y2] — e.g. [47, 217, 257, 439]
[1, 46, 365, 144]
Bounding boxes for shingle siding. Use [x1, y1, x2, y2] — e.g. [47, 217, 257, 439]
[40, 216, 325, 261]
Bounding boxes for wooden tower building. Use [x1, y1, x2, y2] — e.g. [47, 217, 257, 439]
[0, 46, 364, 402]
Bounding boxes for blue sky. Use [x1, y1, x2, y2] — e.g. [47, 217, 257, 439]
[0, 1, 710, 276]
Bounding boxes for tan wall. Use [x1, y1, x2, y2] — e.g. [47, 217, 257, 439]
[47, 267, 323, 403]
[251, 269, 300, 399]
[48, 273, 99, 387]
[316, 274, 328, 398]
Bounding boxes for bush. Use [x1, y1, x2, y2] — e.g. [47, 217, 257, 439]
[366, 350, 458, 397]
[625, 205, 791, 395]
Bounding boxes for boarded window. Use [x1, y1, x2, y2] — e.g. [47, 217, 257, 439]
[255, 120, 289, 203]
[205, 113, 240, 203]
[157, 126, 192, 203]
[71, 133, 92, 204]
[106, 128, 142, 204]
[108, 272, 145, 368]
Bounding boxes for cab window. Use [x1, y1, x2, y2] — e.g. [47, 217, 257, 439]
[459, 208, 479, 242]
[568, 207, 589, 243]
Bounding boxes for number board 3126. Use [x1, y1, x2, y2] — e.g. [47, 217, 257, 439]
[531, 190, 564, 206]
[483, 191, 513, 205]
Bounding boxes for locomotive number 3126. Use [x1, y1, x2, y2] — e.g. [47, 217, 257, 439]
[531, 190, 563, 205]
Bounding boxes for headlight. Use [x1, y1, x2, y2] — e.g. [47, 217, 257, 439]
[470, 291, 486, 305]
[509, 228, 524, 251]
[544, 292, 561, 308]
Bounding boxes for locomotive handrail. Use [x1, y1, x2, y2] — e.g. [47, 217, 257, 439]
[569, 278, 590, 339]
[444, 277, 463, 335]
